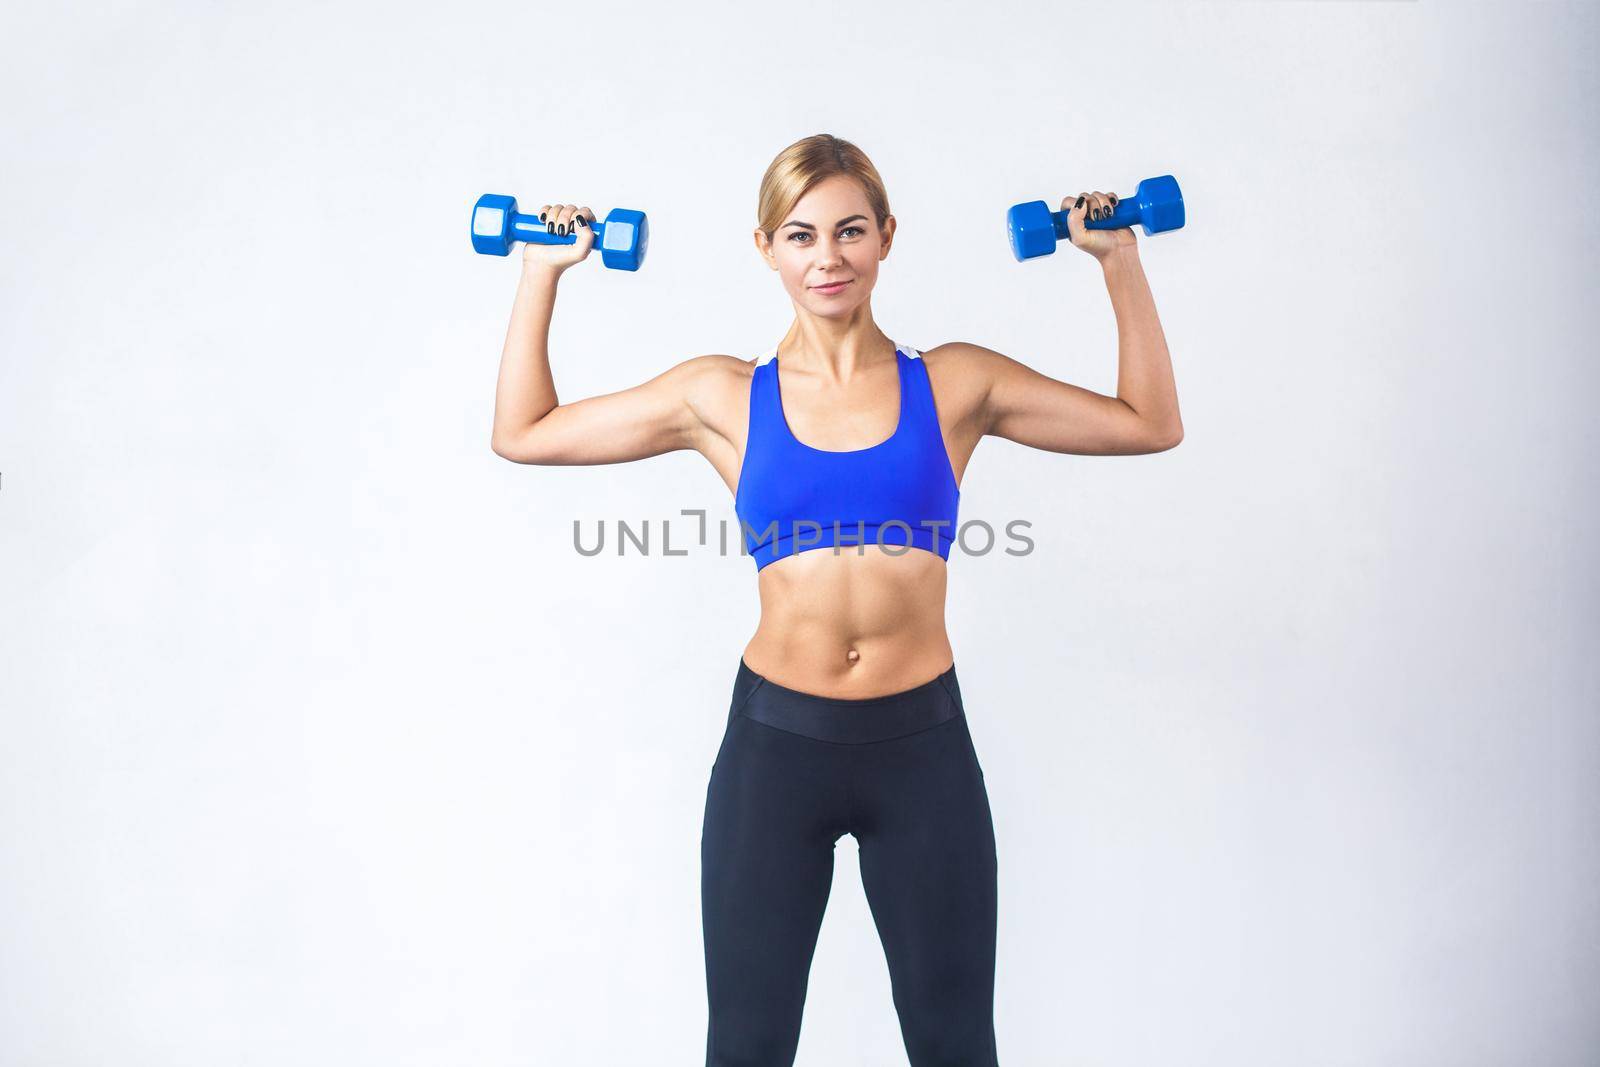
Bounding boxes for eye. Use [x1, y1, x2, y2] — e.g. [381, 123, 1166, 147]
[788, 226, 865, 243]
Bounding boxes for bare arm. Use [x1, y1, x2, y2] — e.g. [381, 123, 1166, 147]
[980, 239, 1184, 456]
[489, 263, 709, 465]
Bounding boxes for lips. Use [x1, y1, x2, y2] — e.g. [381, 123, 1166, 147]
[812, 280, 852, 291]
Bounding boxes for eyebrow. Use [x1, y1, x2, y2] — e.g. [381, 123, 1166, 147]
[781, 214, 868, 232]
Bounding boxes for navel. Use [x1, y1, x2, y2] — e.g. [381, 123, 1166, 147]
[846, 648, 861, 667]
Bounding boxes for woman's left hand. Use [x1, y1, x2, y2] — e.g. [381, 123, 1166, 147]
[1061, 190, 1137, 262]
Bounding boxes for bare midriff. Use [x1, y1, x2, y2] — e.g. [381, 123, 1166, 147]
[741, 544, 953, 699]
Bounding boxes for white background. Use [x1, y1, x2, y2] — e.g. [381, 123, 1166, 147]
[2, 2, 1595, 1064]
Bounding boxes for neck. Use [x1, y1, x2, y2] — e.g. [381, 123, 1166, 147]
[776, 318, 897, 380]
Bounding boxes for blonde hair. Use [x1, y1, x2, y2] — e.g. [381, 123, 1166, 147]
[756, 134, 891, 243]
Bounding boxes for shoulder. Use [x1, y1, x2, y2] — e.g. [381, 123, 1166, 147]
[904, 342, 1013, 431]
[652, 352, 755, 396]
[915, 340, 1014, 399]
[670, 351, 755, 379]
[666, 353, 759, 432]
[918, 340, 1009, 373]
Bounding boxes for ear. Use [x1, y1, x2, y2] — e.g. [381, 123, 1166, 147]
[753, 228, 776, 267]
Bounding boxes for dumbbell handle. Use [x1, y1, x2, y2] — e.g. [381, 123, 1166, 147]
[504, 209, 607, 249]
[1049, 199, 1134, 239]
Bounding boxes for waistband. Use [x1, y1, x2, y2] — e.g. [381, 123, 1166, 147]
[730, 658, 964, 744]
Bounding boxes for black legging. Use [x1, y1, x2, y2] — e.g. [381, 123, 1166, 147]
[700, 658, 999, 1066]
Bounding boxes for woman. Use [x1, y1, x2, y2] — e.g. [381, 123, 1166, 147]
[489, 134, 1182, 1066]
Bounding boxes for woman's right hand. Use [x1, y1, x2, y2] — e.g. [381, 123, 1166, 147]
[522, 202, 598, 273]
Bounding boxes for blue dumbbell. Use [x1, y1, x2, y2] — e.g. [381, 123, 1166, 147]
[1006, 175, 1184, 262]
[470, 194, 650, 271]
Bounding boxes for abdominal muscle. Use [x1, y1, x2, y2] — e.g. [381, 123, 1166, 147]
[741, 544, 954, 699]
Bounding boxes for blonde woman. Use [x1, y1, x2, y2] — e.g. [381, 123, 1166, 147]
[490, 134, 1182, 1066]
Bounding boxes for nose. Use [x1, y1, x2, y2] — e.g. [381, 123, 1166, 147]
[814, 239, 845, 266]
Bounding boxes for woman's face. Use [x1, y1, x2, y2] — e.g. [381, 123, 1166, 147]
[756, 175, 895, 316]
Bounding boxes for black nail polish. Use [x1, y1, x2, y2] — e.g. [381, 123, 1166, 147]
[558, 224, 566, 236]
[1076, 196, 1085, 209]
[547, 222, 554, 233]
[540, 212, 546, 221]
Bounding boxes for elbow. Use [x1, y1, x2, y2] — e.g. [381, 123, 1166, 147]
[493, 409, 560, 464]
[490, 431, 533, 464]
[1150, 422, 1183, 452]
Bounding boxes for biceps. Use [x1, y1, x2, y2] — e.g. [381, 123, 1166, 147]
[497, 381, 693, 465]
[987, 371, 1158, 456]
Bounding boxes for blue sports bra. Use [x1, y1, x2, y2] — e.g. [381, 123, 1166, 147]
[733, 342, 961, 570]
